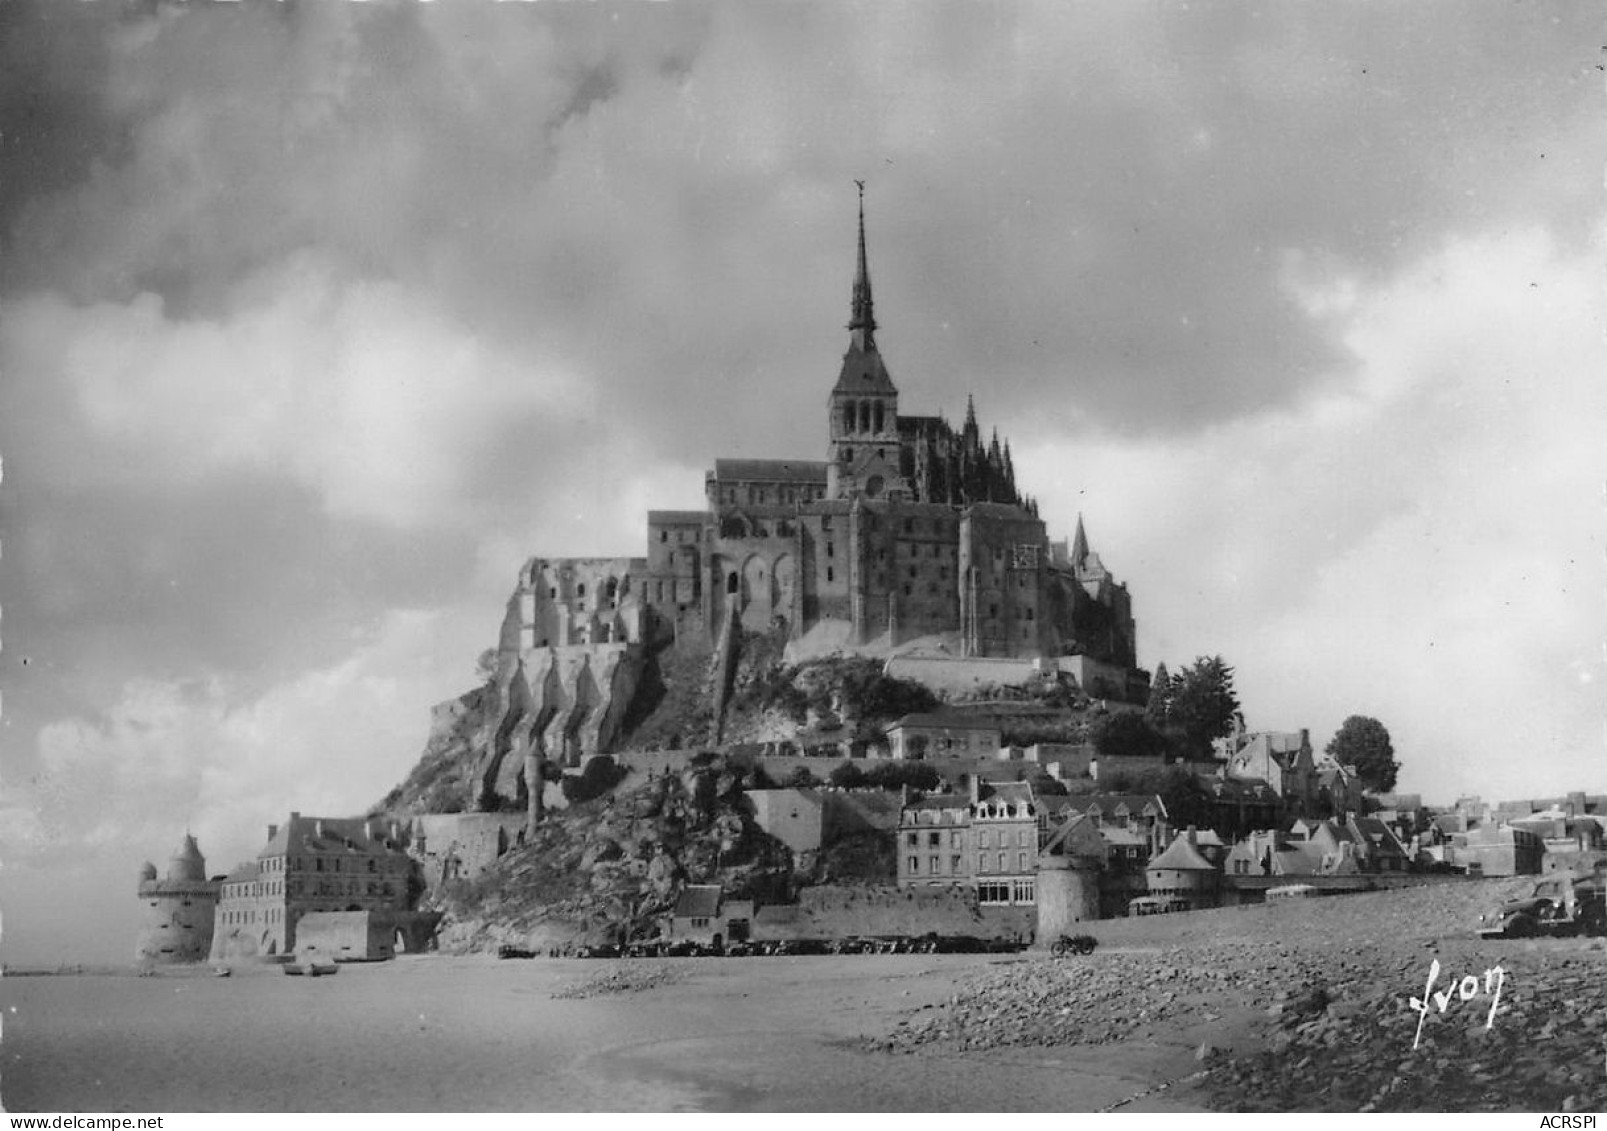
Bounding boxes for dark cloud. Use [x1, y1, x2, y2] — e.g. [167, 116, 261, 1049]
[4, 2, 1595, 464]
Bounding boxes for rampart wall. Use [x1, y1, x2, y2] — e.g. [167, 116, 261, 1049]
[750, 885, 1033, 942]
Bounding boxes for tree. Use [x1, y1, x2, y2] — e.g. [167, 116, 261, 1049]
[1090, 711, 1170, 761]
[1145, 662, 1173, 728]
[857, 761, 940, 793]
[828, 762, 866, 789]
[1326, 716, 1399, 793]
[1028, 771, 1069, 797]
[1169, 656, 1240, 758]
[561, 755, 628, 805]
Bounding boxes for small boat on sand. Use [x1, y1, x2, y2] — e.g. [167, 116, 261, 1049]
[283, 960, 339, 977]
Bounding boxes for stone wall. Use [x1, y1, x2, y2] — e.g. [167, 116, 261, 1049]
[136, 881, 218, 965]
[749, 885, 1033, 942]
[885, 654, 1057, 694]
[411, 813, 528, 888]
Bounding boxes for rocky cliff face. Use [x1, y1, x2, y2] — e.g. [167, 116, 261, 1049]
[424, 753, 795, 952]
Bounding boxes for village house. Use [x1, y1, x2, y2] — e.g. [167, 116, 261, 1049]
[1038, 793, 1170, 853]
[1453, 824, 1545, 876]
[667, 885, 754, 949]
[1347, 814, 1412, 872]
[210, 813, 422, 961]
[885, 713, 1002, 761]
[1198, 775, 1282, 840]
[896, 778, 1039, 910]
[1222, 728, 1317, 815]
[1225, 830, 1326, 878]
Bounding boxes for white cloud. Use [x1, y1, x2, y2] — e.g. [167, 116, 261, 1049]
[1018, 223, 1607, 800]
[11, 608, 485, 880]
[3, 253, 591, 529]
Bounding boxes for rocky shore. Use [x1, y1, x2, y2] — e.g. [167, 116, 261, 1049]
[868, 876, 1607, 1112]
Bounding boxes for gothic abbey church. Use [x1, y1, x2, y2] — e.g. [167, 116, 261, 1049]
[489, 194, 1145, 767]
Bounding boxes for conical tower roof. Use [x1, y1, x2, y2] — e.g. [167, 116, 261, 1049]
[167, 833, 207, 883]
[1148, 831, 1215, 872]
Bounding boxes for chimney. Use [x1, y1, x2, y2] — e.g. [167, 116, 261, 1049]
[267, 823, 279, 843]
[315, 818, 324, 838]
[364, 819, 374, 841]
[969, 774, 981, 806]
[1185, 826, 1197, 846]
[1300, 728, 1310, 751]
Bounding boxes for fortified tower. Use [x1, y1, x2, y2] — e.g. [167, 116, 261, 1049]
[135, 833, 220, 964]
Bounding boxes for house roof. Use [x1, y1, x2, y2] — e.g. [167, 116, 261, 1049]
[1148, 833, 1217, 872]
[979, 780, 1034, 807]
[903, 793, 971, 815]
[1041, 813, 1104, 859]
[1082, 793, 1166, 820]
[889, 712, 1001, 732]
[1311, 819, 1359, 845]
[222, 861, 260, 883]
[258, 814, 409, 861]
[1350, 816, 1407, 855]
[673, 885, 722, 919]
[1100, 826, 1149, 848]
[753, 905, 800, 925]
[646, 510, 708, 525]
[1204, 776, 1277, 802]
[711, 459, 829, 484]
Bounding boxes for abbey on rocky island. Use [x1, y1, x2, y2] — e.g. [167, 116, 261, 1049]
[487, 191, 1146, 770]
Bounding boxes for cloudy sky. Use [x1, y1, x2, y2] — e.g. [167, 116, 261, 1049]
[1, 1, 1601, 966]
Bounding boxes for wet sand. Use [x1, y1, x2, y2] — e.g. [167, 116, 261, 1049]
[0, 952, 1216, 1112]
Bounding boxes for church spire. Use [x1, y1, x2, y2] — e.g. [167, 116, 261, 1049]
[1071, 513, 1090, 567]
[848, 179, 876, 351]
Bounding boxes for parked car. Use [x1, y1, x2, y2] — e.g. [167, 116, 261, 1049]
[1477, 874, 1607, 940]
[1128, 896, 1189, 917]
[496, 945, 538, 960]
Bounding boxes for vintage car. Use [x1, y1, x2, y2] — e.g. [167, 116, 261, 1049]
[1477, 875, 1607, 939]
[1477, 896, 1577, 939]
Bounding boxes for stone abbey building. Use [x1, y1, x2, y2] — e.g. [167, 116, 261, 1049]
[485, 194, 1144, 773]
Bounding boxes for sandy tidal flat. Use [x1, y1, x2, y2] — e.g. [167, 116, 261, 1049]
[1, 953, 1210, 1113]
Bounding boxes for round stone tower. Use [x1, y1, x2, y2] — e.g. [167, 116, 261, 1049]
[1035, 853, 1101, 942]
[136, 833, 220, 965]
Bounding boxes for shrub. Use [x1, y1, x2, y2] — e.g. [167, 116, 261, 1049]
[828, 762, 866, 789]
[561, 755, 629, 804]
